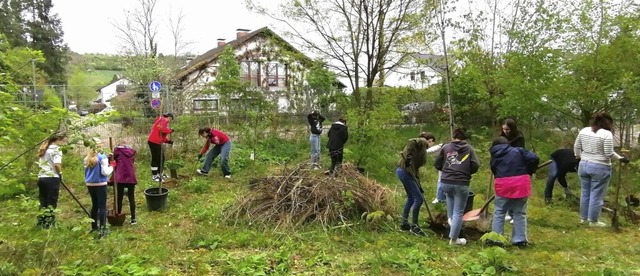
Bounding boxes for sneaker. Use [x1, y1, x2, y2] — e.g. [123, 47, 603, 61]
[130, 219, 137, 225]
[580, 219, 588, 225]
[513, 241, 530, 248]
[589, 221, 607, 227]
[152, 175, 161, 182]
[399, 223, 411, 231]
[196, 169, 208, 176]
[509, 219, 514, 224]
[450, 238, 467, 246]
[162, 174, 169, 180]
[484, 239, 505, 247]
[323, 170, 331, 175]
[98, 228, 110, 238]
[505, 214, 512, 221]
[447, 218, 452, 226]
[224, 175, 231, 179]
[410, 226, 427, 236]
[432, 198, 441, 204]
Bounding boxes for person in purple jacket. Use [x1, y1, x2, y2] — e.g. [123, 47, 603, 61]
[487, 137, 539, 247]
[112, 139, 138, 225]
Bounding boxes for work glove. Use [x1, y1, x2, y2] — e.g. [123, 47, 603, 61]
[620, 157, 630, 164]
[110, 161, 117, 167]
[166, 140, 174, 145]
[197, 154, 203, 160]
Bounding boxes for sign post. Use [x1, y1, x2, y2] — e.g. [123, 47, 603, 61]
[149, 81, 162, 111]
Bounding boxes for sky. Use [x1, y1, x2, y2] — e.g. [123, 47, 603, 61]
[51, 0, 283, 55]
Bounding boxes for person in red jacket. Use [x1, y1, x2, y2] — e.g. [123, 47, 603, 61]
[197, 127, 232, 178]
[147, 113, 173, 181]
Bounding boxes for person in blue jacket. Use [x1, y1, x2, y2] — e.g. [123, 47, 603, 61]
[487, 137, 539, 247]
[84, 138, 114, 238]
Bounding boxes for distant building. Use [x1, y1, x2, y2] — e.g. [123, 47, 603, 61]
[95, 77, 130, 107]
[174, 27, 335, 114]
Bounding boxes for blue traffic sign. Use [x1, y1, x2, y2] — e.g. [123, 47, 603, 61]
[151, 98, 161, 110]
[149, 81, 162, 92]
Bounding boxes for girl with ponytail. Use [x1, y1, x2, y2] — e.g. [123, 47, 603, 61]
[36, 133, 66, 228]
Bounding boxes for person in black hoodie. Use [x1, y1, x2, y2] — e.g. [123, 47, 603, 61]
[307, 111, 326, 170]
[544, 148, 578, 204]
[500, 118, 525, 148]
[326, 117, 348, 175]
[434, 127, 480, 246]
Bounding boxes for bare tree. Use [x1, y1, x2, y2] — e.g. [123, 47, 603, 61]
[168, 7, 193, 59]
[112, 0, 159, 57]
[246, 0, 427, 112]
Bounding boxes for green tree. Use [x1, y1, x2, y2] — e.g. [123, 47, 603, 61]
[0, 0, 69, 84]
[304, 61, 339, 114]
[66, 67, 99, 109]
[212, 45, 245, 116]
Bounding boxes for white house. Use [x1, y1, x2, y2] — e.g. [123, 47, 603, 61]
[96, 77, 130, 107]
[384, 53, 445, 89]
[174, 27, 320, 114]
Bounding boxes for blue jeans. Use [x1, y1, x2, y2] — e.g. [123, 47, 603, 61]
[578, 161, 611, 221]
[202, 141, 232, 176]
[88, 185, 107, 230]
[435, 171, 445, 201]
[492, 195, 528, 243]
[441, 183, 469, 240]
[310, 134, 321, 166]
[397, 168, 423, 225]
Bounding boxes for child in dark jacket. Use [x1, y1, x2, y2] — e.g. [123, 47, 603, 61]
[113, 140, 138, 225]
[326, 117, 349, 175]
[544, 148, 578, 203]
[488, 137, 539, 247]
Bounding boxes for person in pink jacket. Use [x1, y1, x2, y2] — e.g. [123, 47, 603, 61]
[487, 137, 539, 247]
[112, 140, 138, 225]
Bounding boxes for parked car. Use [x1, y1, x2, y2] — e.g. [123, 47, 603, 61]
[78, 110, 89, 116]
[401, 102, 436, 124]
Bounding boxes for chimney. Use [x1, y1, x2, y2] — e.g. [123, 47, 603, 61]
[217, 38, 226, 48]
[236, 28, 250, 39]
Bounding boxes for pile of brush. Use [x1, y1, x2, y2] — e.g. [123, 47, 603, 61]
[226, 163, 395, 228]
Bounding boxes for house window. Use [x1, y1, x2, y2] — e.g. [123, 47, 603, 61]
[409, 71, 416, 81]
[193, 99, 219, 111]
[266, 62, 287, 87]
[241, 61, 260, 87]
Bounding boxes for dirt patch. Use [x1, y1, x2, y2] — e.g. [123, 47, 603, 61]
[426, 212, 489, 241]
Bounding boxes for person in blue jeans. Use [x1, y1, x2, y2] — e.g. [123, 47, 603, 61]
[544, 148, 578, 204]
[574, 112, 629, 227]
[434, 128, 480, 246]
[487, 137, 539, 247]
[197, 127, 232, 178]
[397, 132, 437, 236]
[307, 111, 325, 170]
[84, 138, 114, 238]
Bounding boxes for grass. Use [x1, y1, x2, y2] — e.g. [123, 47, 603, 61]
[1, 126, 640, 275]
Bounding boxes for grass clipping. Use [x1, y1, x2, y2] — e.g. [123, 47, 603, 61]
[226, 163, 394, 228]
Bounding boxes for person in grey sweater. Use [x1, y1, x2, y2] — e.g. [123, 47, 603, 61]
[434, 127, 480, 246]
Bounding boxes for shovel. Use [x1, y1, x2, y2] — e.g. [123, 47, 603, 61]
[60, 179, 91, 218]
[107, 137, 126, 226]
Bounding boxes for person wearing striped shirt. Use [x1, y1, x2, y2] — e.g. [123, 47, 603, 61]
[574, 112, 629, 227]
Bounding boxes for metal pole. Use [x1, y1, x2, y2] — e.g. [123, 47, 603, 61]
[439, 0, 454, 138]
[31, 59, 37, 109]
[62, 84, 67, 108]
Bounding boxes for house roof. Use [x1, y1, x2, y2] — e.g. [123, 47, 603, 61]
[175, 26, 312, 80]
[95, 77, 128, 92]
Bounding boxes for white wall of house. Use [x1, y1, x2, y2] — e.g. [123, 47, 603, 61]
[97, 78, 130, 107]
[179, 36, 307, 114]
[384, 66, 441, 89]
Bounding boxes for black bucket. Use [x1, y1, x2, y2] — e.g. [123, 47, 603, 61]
[464, 192, 475, 214]
[144, 187, 169, 211]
